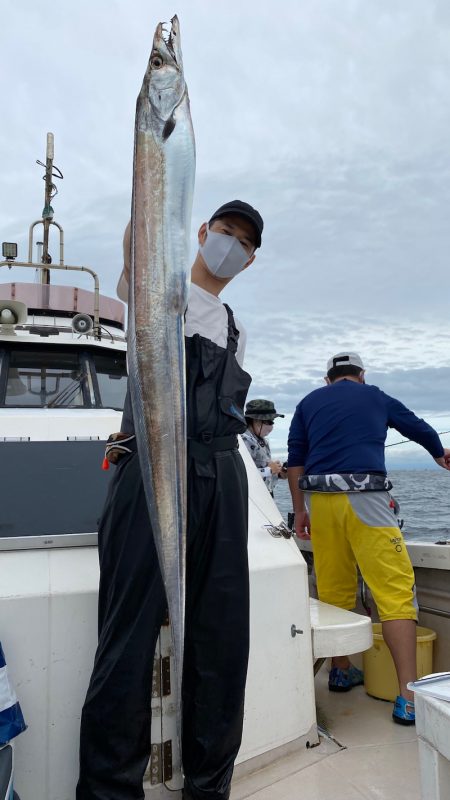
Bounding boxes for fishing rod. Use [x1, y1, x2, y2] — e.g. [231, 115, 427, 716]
[386, 430, 450, 448]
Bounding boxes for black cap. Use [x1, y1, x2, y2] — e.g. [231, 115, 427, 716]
[209, 200, 263, 248]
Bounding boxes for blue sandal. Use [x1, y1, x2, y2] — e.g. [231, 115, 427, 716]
[392, 695, 415, 725]
[329, 665, 364, 692]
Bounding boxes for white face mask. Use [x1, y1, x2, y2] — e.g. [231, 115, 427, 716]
[258, 423, 273, 438]
[199, 226, 250, 279]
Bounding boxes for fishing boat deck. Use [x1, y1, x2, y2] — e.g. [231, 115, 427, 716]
[231, 665, 420, 800]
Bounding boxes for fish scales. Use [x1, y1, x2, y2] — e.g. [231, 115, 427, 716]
[127, 15, 195, 752]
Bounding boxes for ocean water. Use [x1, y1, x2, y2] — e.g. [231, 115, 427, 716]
[274, 469, 450, 543]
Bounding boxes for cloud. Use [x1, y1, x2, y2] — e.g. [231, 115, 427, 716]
[372, 367, 450, 414]
[2, 0, 450, 438]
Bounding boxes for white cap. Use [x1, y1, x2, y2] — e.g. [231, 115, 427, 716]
[327, 352, 364, 372]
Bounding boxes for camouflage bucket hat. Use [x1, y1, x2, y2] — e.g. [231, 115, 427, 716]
[245, 399, 284, 421]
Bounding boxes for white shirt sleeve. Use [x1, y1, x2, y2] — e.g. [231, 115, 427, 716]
[234, 317, 247, 368]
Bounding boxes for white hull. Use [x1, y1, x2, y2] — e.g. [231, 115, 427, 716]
[0, 441, 317, 800]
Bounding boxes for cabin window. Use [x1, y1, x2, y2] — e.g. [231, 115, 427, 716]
[2, 348, 89, 408]
[91, 351, 127, 410]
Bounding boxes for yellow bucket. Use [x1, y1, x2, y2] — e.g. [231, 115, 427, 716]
[363, 623, 437, 701]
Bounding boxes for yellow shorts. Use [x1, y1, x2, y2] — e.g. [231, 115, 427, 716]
[308, 491, 417, 622]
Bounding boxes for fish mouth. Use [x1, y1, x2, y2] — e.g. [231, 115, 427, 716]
[154, 15, 182, 67]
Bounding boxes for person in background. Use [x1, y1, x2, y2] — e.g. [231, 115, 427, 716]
[242, 399, 287, 496]
[287, 351, 450, 726]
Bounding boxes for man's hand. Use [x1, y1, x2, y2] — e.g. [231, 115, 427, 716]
[269, 460, 283, 475]
[294, 510, 311, 540]
[434, 448, 450, 471]
[105, 432, 132, 464]
[277, 462, 288, 479]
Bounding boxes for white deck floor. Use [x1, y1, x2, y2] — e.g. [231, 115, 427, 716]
[231, 666, 421, 800]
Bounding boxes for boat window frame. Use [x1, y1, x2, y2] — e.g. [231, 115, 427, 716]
[0, 343, 128, 411]
[86, 348, 128, 411]
[0, 343, 94, 409]
[0, 347, 7, 404]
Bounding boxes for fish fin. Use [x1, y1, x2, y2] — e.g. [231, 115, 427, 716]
[163, 116, 176, 140]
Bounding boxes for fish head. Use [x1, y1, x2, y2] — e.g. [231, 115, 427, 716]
[140, 15, 186, 137]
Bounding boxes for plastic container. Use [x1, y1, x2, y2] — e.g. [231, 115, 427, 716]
[363, 623, 437, 701]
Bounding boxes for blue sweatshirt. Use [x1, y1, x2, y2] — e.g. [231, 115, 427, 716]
[287, 380, 443, 475]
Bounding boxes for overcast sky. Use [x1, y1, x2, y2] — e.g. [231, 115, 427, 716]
[2, 0, 450, 466]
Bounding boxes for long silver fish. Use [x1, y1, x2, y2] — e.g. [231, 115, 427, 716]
[127, 15, 195, 746]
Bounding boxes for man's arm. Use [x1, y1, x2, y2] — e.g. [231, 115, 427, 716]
[116, 221, 131, 303]
[287, 405, 311, 538]
[386, 393, 450, 469]
[233, 316, 246, 368]
[287, 466, 310, 539]
[287, 466, 305, 514]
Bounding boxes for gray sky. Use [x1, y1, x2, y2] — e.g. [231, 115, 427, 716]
[2, 0, 450, 465]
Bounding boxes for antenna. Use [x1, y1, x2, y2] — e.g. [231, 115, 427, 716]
[36, 132, 63, 285]
[0, 134, 102, 340]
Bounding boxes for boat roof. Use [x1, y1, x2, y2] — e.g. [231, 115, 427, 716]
[0, 281, 125, 328]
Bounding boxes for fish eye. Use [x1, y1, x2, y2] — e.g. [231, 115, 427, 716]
[151, 55, 164, 69]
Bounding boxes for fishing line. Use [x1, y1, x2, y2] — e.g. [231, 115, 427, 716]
[386, 430, 450, 448]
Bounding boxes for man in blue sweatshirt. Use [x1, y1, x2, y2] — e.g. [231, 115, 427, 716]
[287, 351, 450, 726]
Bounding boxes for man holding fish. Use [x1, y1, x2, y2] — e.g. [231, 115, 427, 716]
[77, 201, 263, 800]
[76, 21, 263, 799]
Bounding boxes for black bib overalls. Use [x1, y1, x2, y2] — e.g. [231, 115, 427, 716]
[77, 305, 252, 800]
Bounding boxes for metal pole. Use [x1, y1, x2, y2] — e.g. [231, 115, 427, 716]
[419, 605, 450, 620]
[41, 132, 54, 285]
